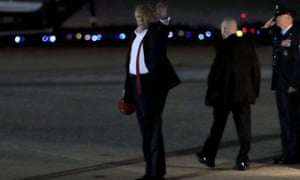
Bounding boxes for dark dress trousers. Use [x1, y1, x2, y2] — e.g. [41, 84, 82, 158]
[261, 25, 300, 160]
[203, 34, 261, 163]
[123, 22, 181, 177]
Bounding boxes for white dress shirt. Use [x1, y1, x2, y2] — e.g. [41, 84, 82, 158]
[282, 24, 293, 35]
[129, 29, 149, 75]
[129, 18, 171, 75]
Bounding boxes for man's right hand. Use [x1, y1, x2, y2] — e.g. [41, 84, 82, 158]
[262, 17, 276, 29]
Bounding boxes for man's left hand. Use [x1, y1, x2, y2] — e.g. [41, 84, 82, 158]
[156, 2, 168, 19]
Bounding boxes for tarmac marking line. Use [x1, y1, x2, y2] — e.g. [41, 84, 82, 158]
[0, 81, 121, 87]
[19, 133, 280, 179]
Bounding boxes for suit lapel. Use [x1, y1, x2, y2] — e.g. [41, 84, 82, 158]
[142, 31, 151, 71]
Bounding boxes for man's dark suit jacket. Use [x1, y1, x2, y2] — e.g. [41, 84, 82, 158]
[123, 22, 181, 102]
[205, 34, 261, 106]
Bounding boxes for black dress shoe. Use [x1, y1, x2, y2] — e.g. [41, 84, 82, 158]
[135, 175, 165, 180]
[196, 152, 215, 167]
[281, 157, 300, 164]
[234, 161, 250, 170]
[135, 175, 146, 180]
[273, 155, 284, 164]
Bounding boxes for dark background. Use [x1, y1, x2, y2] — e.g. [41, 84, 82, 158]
[62, 0, 300, 28]
[8, 0, 296, 27]
[1, 0, 300, 46]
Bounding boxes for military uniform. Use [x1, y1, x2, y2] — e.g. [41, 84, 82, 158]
[261, 5, 300, 163]
[273, 25, 300, 162]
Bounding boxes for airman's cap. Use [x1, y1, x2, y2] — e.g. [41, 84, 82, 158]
[275, 4, 297, 18]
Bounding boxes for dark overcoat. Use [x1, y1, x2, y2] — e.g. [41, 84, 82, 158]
[205, 34, 261, 106]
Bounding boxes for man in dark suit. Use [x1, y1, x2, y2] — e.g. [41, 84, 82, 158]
[261, 5, 300, 164]
[122, 2, 181, 180]
[196, 17, 261, 170]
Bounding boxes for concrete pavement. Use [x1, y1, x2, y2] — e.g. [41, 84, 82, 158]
[0, 45, 299, 180]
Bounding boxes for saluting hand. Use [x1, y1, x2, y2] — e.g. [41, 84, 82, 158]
[262, 17, 276, 29]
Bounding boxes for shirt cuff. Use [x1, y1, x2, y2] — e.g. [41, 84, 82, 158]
[160, 17, 171, 25]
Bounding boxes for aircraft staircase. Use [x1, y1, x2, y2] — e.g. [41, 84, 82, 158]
[0, 0, 95, 32]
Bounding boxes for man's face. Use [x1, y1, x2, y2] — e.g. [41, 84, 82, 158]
[276, 14, 292, 29]
[220, 20, 237, 39]
[221, 22, 227, 39]
[135, 10, 151, 30]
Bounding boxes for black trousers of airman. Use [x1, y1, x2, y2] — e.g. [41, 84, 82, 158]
[275, 78, 300, 159]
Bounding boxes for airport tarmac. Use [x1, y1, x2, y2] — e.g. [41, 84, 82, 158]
[0, 45, 299, 180]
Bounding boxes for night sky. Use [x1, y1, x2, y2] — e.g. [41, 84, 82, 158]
[63, 0, 300, 28]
